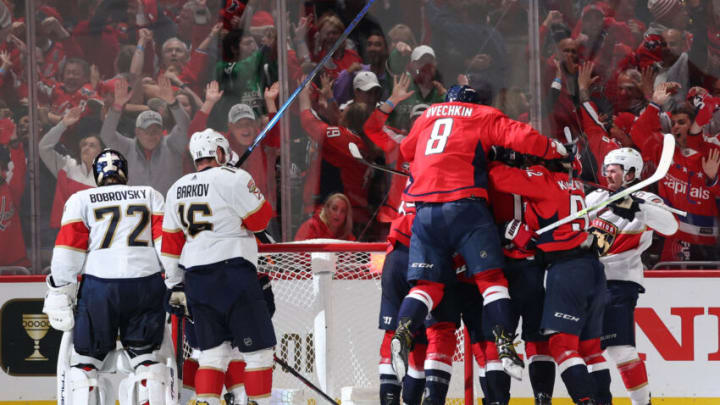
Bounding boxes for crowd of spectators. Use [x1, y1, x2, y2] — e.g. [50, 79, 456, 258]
[0, 0, 718, 270]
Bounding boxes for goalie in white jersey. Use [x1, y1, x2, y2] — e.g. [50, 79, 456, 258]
[585, 148, 678, 405]
[42, 149, 172, 405]
[161, 129, 275, 405]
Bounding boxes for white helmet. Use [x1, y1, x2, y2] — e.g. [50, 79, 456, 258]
[188, 128, 230, 167]
[603, 147, 643, 185]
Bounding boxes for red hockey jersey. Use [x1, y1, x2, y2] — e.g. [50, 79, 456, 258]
[0, 143, 29, 266]
[488, 162, 590, 252]
[631, 103, 720, 246]
[401, 102, 566, 203]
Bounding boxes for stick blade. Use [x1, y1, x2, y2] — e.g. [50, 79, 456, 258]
[649, 133, 675, 182]
[348, 142, 363, 160]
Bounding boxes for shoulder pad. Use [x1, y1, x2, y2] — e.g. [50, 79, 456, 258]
[632, 190, 663, 204]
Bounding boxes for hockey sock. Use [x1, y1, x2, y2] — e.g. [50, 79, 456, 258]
[580, 338, 612, 404]
[550, 333, 595, 403]
[244, 368, 272, 404]
[421, 322, 455, 404]
[379, 331, 401, 405]
[607, 346, 651, 405]
[473, 270, 512, 331]
[483, 341, 511, 403]
[182, 357, 199, 390]
[403, 342, 427, 405]
[471, 342, 490, 403]
[226, 360, 247, 401]
[526, 341, 555, 399]
[397, 281, 445, 333]
[195, 368, 225, 401]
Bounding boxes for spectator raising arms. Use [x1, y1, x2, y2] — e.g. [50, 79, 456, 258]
[39, 107, 104, 229]
[295, 193, 355, 241]
[100, 75, 189, 194]
[0, 119, 28, 266]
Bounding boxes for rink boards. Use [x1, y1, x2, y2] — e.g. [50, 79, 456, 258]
[0, 271, 719, 404]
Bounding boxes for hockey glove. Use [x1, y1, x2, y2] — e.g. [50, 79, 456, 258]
[503, 219, 536, 251]
[488, 146, 528, 167]
[165, 284, 190, 317]
[258, 274, 275, 317]
[42, 275, 78, 331]
[609, 195, 642, 221]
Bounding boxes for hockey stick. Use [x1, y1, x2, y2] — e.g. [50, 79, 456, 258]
[348, 142, 409, 177]
[537, 133, 675, 235]
[235, 0, 377, 167]
[572, 178, 687, 217]
[174, 315, 184, 380]
[273, 354, 339, 405]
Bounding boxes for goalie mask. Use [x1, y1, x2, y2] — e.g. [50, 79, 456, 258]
[603, 147, 643, 185]
[189, 128, 230, 167]
[92, 149, 128, 186]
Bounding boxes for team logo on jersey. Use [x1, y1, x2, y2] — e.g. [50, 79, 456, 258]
[590, 218, 618, 256]
[247, 179, 262, 200]
[244, 337, 253, 347]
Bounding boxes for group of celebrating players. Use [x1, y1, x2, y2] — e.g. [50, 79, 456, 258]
[377, 84, 679, 405]
[38, 80, 682, 405]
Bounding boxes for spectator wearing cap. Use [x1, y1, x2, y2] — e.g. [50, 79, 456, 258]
[338, 71, 383, 111]
[636, 0, 691, 70]
[333, 32, 393, 107]
[0, 118, 29, 267]
[39, 107, 104, 229]
[571, 4, 635, 87]
[211, 22, 300, 131]
[100, 75, 189, 194]
[386, 44, 445, 130]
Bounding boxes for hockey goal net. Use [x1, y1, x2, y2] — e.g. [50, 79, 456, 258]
[181, 241, 471, 404]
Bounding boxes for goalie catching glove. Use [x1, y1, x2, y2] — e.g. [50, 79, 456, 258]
[165, 284, 190, 317]
[503, 219, 536, 251]
[42, 275, 78, 331]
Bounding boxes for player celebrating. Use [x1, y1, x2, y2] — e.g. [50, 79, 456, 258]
[391, 85, 569, 382]
[161, 129, 274, 405]
[43, 149, 169, 404]
[586, 148, 678, 405]
[488, 154, 609, 405]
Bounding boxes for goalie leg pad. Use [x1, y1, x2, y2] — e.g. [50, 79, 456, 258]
[69, 366, 102, 405]
[134, 362, 171, 405]
[242, 348, 273, 400]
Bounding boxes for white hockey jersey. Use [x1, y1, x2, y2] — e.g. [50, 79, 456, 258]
[585, 189, 678, 286]
[161, 166, 273, 288]
[51, 184, 165, 285]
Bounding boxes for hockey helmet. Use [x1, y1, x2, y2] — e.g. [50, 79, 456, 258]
[92, 148, 128, 186]
[603, 147, 643, 184]
[445, 85, 483, 104]
[188, 128, 230, 167]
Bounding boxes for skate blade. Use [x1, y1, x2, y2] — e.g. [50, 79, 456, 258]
[390, 338, 407, 382]
[502, 358, 523, 381]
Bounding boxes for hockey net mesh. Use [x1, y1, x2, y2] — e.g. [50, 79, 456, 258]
[181, 243, 469, 403]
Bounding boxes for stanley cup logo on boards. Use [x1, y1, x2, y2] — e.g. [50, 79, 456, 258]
[21, 313, 50, 361]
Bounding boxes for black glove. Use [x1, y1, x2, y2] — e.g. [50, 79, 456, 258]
[164, 284, 190, 317]
[609, 195, 642, 221]
[488, 146, 528, 167]
[258, 274, 275, 317]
